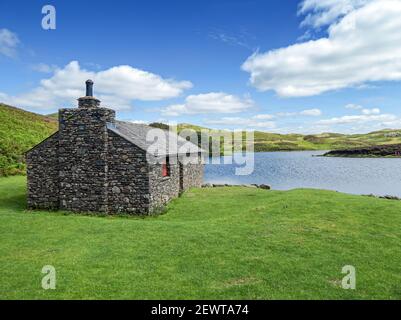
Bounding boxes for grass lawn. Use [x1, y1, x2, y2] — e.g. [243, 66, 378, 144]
[1, 176, 401, 299]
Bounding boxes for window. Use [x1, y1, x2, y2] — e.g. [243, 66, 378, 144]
[162, 156, 170, 177]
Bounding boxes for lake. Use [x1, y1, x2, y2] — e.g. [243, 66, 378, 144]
[204, 151, 401, 197]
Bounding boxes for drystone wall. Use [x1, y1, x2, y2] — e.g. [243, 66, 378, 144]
[180, 158, 204, 191]
[26, 133, 59, 210]
[107, 130, 150, 214]
[148, 155, 181, 213]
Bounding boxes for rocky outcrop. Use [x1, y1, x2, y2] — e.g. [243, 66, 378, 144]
[202, 183, 271, 190]
[324, 144, 401, 157]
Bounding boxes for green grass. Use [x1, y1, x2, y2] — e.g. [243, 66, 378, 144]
[0, 104, 57, 176]
[1, 176, 401, 299]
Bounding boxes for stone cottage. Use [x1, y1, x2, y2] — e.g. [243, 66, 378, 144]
[26, 80, 204, 215]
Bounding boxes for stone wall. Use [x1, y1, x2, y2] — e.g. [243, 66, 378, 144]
[107, 130, 150, 214]
[26, 133, 59, 210]
[148, 155, 181, 213]
[180, 155, 204, 191]
[58, 107, 115, 213]
[148, 154, 204, 212]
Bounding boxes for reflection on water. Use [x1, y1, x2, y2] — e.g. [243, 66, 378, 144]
[205, 151, 401, 197]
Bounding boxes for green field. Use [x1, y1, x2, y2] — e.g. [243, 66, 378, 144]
[1, 176, 401, 299]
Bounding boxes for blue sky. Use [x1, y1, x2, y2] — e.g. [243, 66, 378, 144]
[1, 0, 401, 134]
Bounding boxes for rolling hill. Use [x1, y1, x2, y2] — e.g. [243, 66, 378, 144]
[251, 130, 401, 152]
[0, 104, 57, 176]
[2, 104, 401, 176]
[152, 122, 401, 153]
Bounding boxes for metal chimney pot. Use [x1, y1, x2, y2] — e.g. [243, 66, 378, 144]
[86, 79, 94, 97]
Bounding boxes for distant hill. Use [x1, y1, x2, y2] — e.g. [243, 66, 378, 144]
[2, 104, 401, 176]
[0, 104, 57, 176]
[47, 112, 58, 119]
[250, 129, 401, 152]
[152, 122, 401, 153]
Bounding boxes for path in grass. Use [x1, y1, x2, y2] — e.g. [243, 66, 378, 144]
[1, 176, 401, 299]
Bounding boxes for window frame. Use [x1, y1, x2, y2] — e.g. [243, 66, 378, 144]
[162, 156, 171, 178]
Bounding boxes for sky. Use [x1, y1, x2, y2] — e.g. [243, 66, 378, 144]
[1, 0, 401, 134]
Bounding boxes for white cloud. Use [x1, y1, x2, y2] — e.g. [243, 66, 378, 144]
[379, 118, 401, 128]
[252, 114, 275, 120]
[205, 116, 276, 130]
[0, 61, 192, 110]
[242, 0, 401, 97]
[32, 63, 58, 73]
[0, 29, 19, 58]
[203, 106, 399, 133]
[276, 112, 296, 117]
[300, 108, 322, 116]
[345, 103, 363, 110]
[317, 113, 396, 125]
[315, 105, 401, 132]
[276, 109, 322, 117]
[361, 107, 380, 115]
[161, 92, 254, 116]
[345, 104, 381, 114]
[299, 0, 371, 28]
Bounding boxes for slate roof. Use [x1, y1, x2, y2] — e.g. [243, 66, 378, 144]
[107, 121, 204, 156]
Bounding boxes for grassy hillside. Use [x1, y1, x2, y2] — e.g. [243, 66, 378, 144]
[1, 176, 401, 299]
[0, 104, 57, 176]
[241, 129, 401, 152]
[156, 122, 401, 153]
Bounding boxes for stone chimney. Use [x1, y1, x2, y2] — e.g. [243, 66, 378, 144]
[58, 80, 116, 213]
[78, 79, 101, 108]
